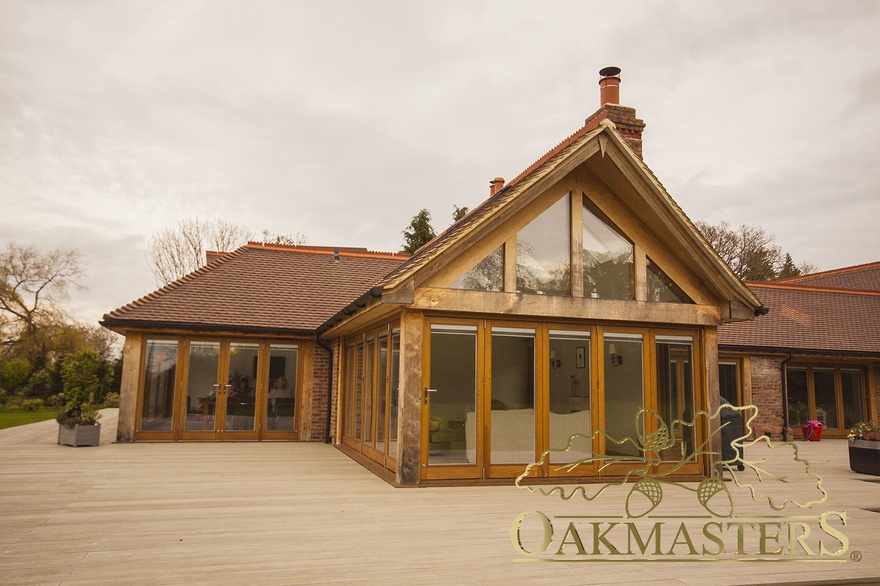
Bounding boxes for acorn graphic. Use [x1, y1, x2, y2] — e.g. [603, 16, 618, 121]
[626, 478, 663, 517]
[696, 478, 733, 517]
[637, 410, 670, 454]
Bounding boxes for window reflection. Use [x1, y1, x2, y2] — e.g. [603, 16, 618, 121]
[450, 245, 503, 291]
[266, 344, 297, 431]
[516, 195, 571, 296]
[140, 340, 178, 431]
[647, 257, 692, 303]
[582, 197, 633, 300]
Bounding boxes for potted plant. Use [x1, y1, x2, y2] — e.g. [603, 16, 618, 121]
[56, 351, 103, 447]
[847, 422, 880, 475]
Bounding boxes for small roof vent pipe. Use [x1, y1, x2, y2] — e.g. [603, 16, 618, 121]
[599, 66, 621, 106]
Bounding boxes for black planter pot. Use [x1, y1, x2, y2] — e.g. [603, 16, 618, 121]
[849, 440, 880, 476]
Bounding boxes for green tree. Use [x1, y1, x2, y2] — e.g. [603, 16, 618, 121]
[401, 209, 436, 254]
[452, 205, 469, 222]
[777, 253, 801, 279]
[0, 357, 30, 393]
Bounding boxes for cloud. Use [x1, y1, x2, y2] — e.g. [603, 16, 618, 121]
[1, 0, 878, 327]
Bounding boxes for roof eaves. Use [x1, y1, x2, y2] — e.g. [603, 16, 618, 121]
[98, 317, 317, 337]
[772, 261, 880, 284]
[745, 281, 880, 297]
[718, 344, 880, 359]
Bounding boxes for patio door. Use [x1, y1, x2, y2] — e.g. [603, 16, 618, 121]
[179, 341, 261, 440]
[423, 324, 481, 480]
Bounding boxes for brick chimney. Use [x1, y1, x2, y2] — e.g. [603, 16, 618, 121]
[489, 177, 505, 196]
[585, 66, 646, 158]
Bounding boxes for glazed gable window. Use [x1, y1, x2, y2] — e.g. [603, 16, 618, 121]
[447, 193, 701, 305]
[516, 194, 571, 296]
[582, 196, 633, 300]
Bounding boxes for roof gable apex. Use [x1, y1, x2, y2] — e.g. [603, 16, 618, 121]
[378, 122, 760, 314]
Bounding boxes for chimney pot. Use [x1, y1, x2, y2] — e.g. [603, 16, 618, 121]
[599, 66, 621, 106]
[489, 177, 505, 196]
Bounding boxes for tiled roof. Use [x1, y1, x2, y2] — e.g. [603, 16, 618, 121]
[718, 282, 880, 355]
[101, 243, 407, 334]
[773, 261, 880, 292]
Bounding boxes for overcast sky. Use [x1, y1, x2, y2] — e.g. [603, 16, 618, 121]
[2, 0, 878, 328]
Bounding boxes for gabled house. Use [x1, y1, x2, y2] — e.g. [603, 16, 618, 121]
[101, 244, 407, 442]
[103, 68, 766, 486]
[718, 262, 880, 441]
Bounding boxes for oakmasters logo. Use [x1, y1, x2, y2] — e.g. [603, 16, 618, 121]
[510, 405, 852, 563]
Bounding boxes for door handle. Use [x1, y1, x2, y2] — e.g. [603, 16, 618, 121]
[424, 387, 437, 404]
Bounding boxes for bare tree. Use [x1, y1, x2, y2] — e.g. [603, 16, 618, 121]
[260, 229, 309, 247]
[0, 243, 83, 363]
[147, 218, 253, 286]
[695, 221, 811, 281]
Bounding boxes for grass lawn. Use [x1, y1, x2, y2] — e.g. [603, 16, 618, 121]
[0, 407, 57, 430]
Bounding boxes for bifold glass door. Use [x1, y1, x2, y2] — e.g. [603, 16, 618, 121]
[425, 324, 479, 477]
[137, 337, 300, 440]
[422, 321, 704, 480]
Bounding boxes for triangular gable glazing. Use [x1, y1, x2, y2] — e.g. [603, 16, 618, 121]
[449, 245, 503, 292]
[446, 193, 692, 305]
[647, 257, 693, 304]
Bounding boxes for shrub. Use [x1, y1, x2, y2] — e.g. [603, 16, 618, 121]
[0, 358, 31, 393]
[0, 388, 9, 407]
[21, 398, 45, 411]
[102, 392, 120, 408]
[56, 351, 103, 427]
[24, 369, 54, 399]
[46, 393, 66, 407]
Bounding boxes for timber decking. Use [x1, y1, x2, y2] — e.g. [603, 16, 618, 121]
[2, 410, 879, 585]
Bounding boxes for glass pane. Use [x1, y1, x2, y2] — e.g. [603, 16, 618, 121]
[266, 344, 297, 431]
[813, 369, 838, 429]
[345, 345, 356, 437]
[226, 343, 259, 431]
[388, 329, 401, 458]
[363, 337, 375, 443]
[140, 340, 178, 431]
[841, 370, 864, 429]
[184, 341, 220, 431]
[354, 341, 363, 440]
[429, 325, 477, 465]
[491, 328, 536, 464]
[786, 368, 809, 427]
[603, 334, 644, 457]
[375, 333, 388, 454]
[647, 258, 692, 303]
[656, 338, 694, 461]
[450, 245, 503, 291]
[582, 197, 633, 300]
[516, 195, 571, 296]
[549, 331, 591, 464]
[719, 362, 739, 406]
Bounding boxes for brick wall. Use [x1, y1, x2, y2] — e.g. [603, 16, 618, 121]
[308, 341, 335, 442]
[875, 365, 880, 425]
[748, 356, 786, 440]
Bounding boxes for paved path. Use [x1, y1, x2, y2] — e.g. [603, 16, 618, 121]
[2, 410, 879, 585]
